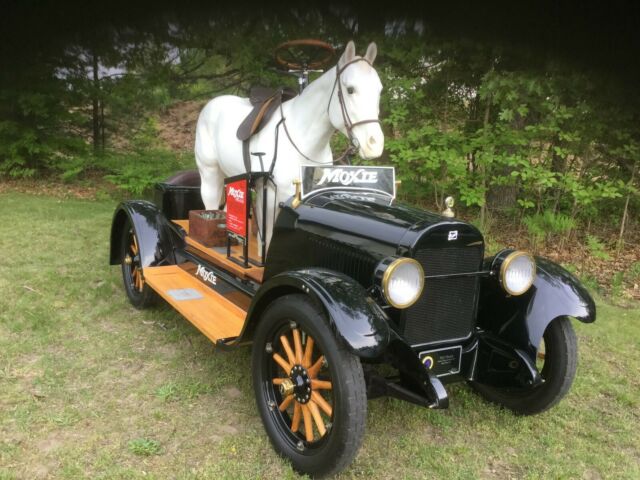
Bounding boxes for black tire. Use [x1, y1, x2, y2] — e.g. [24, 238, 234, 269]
[120, 220, 157, 309]
[252, 294, 367, 478]
[471, 317, 577, 415]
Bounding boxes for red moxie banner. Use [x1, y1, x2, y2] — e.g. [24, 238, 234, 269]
[225, 178, 248, 239]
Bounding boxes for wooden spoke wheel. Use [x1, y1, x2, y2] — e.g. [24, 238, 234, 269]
[274, 39, 335, 70]
[120, 219, 156, 309]
[470, 317, 577, 415]
[271, 325, 334, 443]
[252, 294, 366, 477]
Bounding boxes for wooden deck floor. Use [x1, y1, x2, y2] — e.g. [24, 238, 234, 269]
[144, 265, 246, 342]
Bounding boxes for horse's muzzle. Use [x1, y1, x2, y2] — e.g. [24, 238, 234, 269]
[359, 131, 384, 159]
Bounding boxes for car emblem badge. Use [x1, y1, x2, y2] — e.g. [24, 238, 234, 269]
[448, 230, 458, 241]
[422, 356, 435, 370]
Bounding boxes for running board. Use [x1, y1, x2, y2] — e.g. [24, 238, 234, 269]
[143, 265, 246, 343]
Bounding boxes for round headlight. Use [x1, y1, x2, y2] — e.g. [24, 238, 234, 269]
[500, 251, 536, 295]
[381, 258, 425, 308]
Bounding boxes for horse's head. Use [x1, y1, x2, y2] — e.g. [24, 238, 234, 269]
[328, 41, 384, 160]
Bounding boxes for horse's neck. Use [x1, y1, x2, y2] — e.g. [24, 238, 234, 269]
[283, 67, 336, 160]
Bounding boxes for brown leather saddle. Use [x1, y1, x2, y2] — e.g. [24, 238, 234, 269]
[236, 86, 297, 172]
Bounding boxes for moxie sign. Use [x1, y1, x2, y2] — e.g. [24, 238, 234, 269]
[300, 165, 396, 199]
[225, 177, 248, 243]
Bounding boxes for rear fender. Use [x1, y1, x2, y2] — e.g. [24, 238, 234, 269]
[109, 200, 176, 267]
[242, 269, 391, 358]
[478, 254, 596, 363]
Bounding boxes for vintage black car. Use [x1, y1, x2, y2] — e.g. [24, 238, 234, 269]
[109, 165, 595, 477]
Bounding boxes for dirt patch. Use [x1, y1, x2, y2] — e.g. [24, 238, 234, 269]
[481, 460, 523, 480]
[222, 386, 242, 400]
[482, 215, 640, 301]
[219, 424, 240, 435]
[156, 100, 208, 153]
[35, 434, 64, 455]
[0, 177, 101, 200]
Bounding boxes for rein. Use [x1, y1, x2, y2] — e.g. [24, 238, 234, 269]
[278, 100, 326, 165]
[278, 57, 381, 166]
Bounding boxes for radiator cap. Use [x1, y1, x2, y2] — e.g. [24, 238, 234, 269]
[442, 196, 455, 218]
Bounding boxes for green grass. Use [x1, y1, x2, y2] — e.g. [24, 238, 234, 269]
[128, 438, 162, 456]
[0, 192, 639, 479]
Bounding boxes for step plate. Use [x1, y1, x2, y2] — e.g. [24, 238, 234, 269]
[143, 265, 246, 343]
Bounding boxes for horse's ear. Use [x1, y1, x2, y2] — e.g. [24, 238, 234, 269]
[339, 40, 356, 67]
[365, 42, 377, 64]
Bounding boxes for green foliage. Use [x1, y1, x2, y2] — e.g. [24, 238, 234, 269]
[57, 156, 87, 183]
[586, 235, 612, 261]
[562, 262, 578, 274]
[100, 118, 193, 195]
[580, 274, 601, 294]
[610, 271, 625, 298]
[379, 37, 638, 232]
[628, 262, 640, 280]
[0, 82, 88, 177]
[127, 438, 162, 456]
[523, 211, 575, 250]
[102, 150, 192, 196]
[0, 14, 638, 236]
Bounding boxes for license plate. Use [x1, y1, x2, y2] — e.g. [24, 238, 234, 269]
[419, 346, 462, 377]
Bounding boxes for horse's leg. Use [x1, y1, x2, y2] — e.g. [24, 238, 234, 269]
[195, 106, 225, 210]
[198, 163, 224, 210]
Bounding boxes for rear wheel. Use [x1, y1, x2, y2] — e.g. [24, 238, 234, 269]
[120, 220, 156, 309]
[471, 317, 577, 415]
[252, 294, 366, 478]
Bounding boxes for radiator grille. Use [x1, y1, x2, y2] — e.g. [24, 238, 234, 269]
[403, 246, 483, 346]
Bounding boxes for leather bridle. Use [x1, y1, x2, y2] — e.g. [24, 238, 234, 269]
[327, 57, 382, 161]
[278, 56, 381, 165]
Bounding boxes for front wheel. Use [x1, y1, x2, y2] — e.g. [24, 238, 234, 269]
[252, 294, 367, 478]
[471, 317, 578, 415]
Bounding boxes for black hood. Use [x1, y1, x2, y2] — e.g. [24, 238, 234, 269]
[264, 190, 484, 282]
[301, 191, 483, 252]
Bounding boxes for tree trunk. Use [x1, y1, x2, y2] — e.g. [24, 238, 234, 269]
[92, 52, 100, 153]
[487, 109, 519, 211]
[617, 161, 637, 252]
[551, 142, 567, 214]
[100, 99, 105, 149]
[479, 96, 491, 229]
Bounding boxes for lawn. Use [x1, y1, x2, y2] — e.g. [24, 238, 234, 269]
[0, 192, 638, 479]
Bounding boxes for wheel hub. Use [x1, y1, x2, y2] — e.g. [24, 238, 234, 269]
[279, 378, 295, 397]
[290, 365, 311, 404]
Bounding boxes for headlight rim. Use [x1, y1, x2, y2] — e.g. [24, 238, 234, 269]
[381, 257, 425, 309]
[499, 250, 536, 296]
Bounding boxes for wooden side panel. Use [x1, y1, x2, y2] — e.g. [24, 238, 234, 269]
[173, 219, 264, 283]
[143, 265, 246, 342]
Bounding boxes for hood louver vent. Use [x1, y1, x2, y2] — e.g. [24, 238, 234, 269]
[308, 236, 378, 288]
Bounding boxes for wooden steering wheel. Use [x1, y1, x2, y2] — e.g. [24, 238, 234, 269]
[274, 39, 335, 70]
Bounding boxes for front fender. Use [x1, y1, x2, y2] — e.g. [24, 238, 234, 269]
[477, 255, 596, 361]
[241, 269, 392, 358]
[238, 268, 449, 408]
[109, 200, 176, 268]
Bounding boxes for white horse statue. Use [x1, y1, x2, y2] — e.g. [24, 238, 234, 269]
[194, 41, 384, 251]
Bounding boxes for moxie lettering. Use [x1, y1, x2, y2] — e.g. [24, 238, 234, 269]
[196, 264, 217, 285]
[317, 168, 378, 186]
[228, 187, 245, 203]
